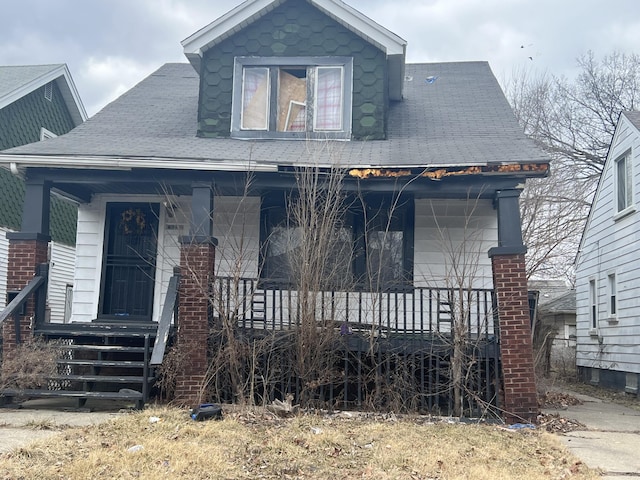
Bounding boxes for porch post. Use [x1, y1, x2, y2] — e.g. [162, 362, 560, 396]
[175, 183, 217, 405]
[488, 189, 538, 423]
[2, 178, 51, 365]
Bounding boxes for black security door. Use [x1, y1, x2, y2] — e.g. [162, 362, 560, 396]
[99, 203, 159, 322]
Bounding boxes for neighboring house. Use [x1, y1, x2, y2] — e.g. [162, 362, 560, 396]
[576, 111, 640, 396]
[0, 0, 549, 420]
[535, 288, 576, 373]
[0, 64, 87, 323]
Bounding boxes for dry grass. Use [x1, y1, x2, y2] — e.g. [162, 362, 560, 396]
[0, 407, 598, 479]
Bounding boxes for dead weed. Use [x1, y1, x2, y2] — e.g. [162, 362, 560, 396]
[0, 407, 599, 479]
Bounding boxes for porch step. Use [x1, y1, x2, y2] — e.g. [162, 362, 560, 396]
[1, 389, 144, 408]
[57, 344, 147, 353]
[57, 359, 145, 368]
[45, 375, 155, 384]
[1, 323, 173, 410]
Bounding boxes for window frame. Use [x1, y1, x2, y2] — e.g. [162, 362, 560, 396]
[40, 127, 57, 141]
[231, 56, 353, 140]
[614, 150, 633, 215]
[607, 272, 617, 318]
[259, 193, 414, 292]
[588, 278, 598, 334]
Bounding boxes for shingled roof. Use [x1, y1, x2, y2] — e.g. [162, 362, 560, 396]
[1, 61, 548, 171]
[0, 64, 87, 126]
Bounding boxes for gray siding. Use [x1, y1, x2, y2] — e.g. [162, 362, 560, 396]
[576, 114, 640, 375]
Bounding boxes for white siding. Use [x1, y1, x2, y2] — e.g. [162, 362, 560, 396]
[0, 228, 8, 308]
[214, 196, 260, 278]
[0, 228, 75, 323]
[48, 242, 75, 323]
[70, 199, 103, 323]
[414, 199, 497, 289]
[576, 114, 640, 374]
[67, 194, 500, 325]
[69, 194, 260, 324]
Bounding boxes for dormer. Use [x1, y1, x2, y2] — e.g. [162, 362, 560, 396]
[182, 0, 406, 140]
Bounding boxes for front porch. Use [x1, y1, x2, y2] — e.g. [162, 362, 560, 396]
[1, 167, 538, 421]
[208, 276, 500, 414]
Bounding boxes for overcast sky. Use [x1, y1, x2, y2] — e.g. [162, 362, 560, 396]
[2, 0, 639, 116]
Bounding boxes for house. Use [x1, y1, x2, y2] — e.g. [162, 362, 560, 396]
[0, 64, 87, 323]
[576, 111, 640, 396]
[0, 0, 549, 421]
[531, 284, 576, 375]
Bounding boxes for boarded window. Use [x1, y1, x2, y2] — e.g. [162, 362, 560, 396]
[241, 68, 269, 130]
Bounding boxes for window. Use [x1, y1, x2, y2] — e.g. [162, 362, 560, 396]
[615, 152, 633, 213]
[589, 279, 597, 330]
[260, 193, 413, 291]
[608, 273, 617, 316]
[232, 57, 353, 139]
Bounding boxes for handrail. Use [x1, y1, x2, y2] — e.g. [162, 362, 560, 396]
[0, 264, 48, 325]
[150, 267, 180, 366]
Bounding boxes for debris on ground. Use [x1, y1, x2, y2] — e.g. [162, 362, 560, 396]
[190, 404, 223, 421]
[537, 412, 586, 433]
[266, 394, 298, 417]
[541, 391, 583, 409]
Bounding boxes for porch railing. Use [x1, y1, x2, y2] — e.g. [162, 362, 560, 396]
[0, 263, 49, 344]
[150, 267, 181, 366]
[209, 276, 500, 416]
[212, 276, 497, 338]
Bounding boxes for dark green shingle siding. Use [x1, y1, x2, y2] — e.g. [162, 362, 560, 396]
[0, 81, 78, 245]
[0, 168, 77, 246]
[198, 1, 388, 140]
[0, 82, 75, 150]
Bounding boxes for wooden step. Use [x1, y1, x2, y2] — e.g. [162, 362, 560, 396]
[1, 388, 144, 408]
[55, 344, 147, 353]
[57, 359, 145, 368]
[46, 375, 155, 384]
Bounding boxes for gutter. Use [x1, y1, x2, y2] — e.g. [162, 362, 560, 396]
[0, 154, 280, 173]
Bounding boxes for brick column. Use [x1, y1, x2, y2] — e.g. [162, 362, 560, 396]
[2, 237, 49, 364]
[175, 240, 216, 405]
[491, 253, 538, 423]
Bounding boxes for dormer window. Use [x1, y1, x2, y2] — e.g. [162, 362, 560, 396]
[232, 57, 353, 140]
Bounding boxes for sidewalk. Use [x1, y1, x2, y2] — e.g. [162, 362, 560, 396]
[542, 391, 640, 479]
[0, 398, 126, 454]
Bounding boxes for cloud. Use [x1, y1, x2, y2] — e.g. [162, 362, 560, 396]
[80, 56, 159, 115]
[2, 0, 639, 117]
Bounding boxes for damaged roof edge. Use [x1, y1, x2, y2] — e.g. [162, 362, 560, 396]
[347, 163, 550, 179]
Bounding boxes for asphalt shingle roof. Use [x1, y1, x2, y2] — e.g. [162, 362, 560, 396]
[0, 64, 64, 101]
[624, 110, 640, 131]
[538, 290, 576, 314]
[2, 62, 549, 168]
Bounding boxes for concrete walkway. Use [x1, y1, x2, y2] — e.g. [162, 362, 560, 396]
[0, 398, 128, 454]
[542, 391, 640, 479]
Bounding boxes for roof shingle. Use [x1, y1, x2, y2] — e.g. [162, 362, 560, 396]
[2, 61, 549, 169]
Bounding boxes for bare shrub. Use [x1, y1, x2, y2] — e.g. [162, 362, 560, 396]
[155, 344, 189, 402]
[0, 338, 59, 390]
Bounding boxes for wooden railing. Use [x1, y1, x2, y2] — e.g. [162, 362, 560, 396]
[209, 276, 501, 415]
[211, 276, 497, 338]
[0, 263, 49, 344]
[150, 267, 180, 366]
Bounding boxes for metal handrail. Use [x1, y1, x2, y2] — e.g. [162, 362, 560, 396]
[150, 267, 180, 366]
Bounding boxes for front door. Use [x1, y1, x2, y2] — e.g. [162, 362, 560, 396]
[99, 203, 160, 322]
